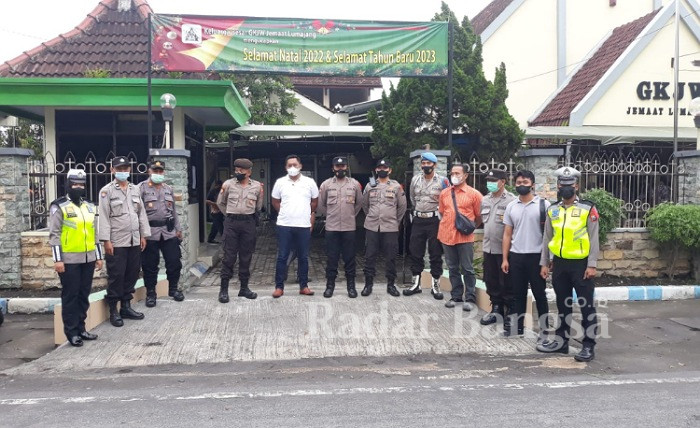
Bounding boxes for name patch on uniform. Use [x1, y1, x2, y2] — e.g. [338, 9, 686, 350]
[571, 208, 581, 217]
[65, 207, 77, 218]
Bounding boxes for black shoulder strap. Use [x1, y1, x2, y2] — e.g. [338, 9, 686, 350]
[540, 198, 546, 232]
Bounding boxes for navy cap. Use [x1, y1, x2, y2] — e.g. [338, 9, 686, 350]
[486, 169, 507, 180]
[376, 159, 391, 168]
[333, 156, 348, 165]
[112, 156, 129, 168]
[149, 160, 166, 170]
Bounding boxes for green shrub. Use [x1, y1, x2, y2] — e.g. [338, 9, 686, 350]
[645, 203, 700, 278]
[580, 188, 624, 244]
[83, 68, 111, 78]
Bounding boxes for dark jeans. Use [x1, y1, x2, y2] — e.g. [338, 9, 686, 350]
[275, 226, 311, 289]
[325, 230, 356, 280]
[408, 217, 443, 278]
[105, 245, 141, 304]
[59, 261, 95, 339]
[442, 242, 476, 302]
[363, 230, 398, 280]
[221, 216, 257, 283]
[509, 252, 549, 331]
[552, 257, 597, 346]
[142, 236, 182, 294]
[208, 212, 224, 242]
[483, 252, 512, 306]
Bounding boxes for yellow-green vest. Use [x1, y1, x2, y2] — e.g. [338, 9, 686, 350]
[547, 201, 592, 260]
[59, 201, 96, 253]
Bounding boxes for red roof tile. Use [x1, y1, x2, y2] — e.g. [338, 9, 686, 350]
[471, 0, 514, 35]
[529, 10, 658, 127]
[290, 76, 381, 88]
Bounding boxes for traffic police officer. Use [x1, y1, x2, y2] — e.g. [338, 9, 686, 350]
[139, 160, 184, 307]
[318, 156, 363, 298]
[49, 169, 103, 346]
[216, 158, 263, 303]
[404, 152, 449, 299]
[538, 166, 600, 362]
[98, 156, 151, 327]
[361, 159, 407, 297]
[479, 169, 516, 327]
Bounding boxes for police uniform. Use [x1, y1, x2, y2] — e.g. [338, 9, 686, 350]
[318, 156, 363, 298]
[538, 167, 600, 362]
[480, 169, 517, 326]
[216, 158, 263, 303]
[138, 160, 184, 307]
[361, 159, 407, 297]
[97, 156, 151, 326]
[48, 169, 103, 346]
[405, 152, 449, 299]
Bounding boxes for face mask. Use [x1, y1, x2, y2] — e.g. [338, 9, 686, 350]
[68, 188, 85, 201]
[150, 173, 165, 184]
[422, 166, 434, 175]
[287, 166, 300, 177]
[334, 170, 347, 179]
[486, 182, 499, 193]
[376, 170, 389, 179]
[558, 185, 576, 200]
[235, 173, 247, 181]
[516, 185, 531, 196]
[450, 176, 462, 185]
[115, 172, 130, 182]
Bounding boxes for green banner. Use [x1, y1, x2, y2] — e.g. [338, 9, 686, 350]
[151, 15, 448, 77]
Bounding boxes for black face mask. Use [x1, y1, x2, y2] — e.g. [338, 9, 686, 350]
[334, 170, 347, 179]
[376, 170, 389, 179]
[558, 186, 576, 200]
[515, 185, 532, 196]
[68, 188, 85, 202]
[422, 166, 434, 175]
[235, 173, 247, 182]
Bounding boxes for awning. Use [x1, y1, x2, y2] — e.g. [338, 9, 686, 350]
[525, 125, 697, 144]
[232, 125, 373, 138]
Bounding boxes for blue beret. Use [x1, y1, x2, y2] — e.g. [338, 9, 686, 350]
[421, 152, 438, 163]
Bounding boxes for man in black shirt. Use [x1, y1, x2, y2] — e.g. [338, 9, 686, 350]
[206, 180, 224, 244]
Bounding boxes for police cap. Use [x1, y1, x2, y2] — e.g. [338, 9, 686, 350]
[555, 166, 581, 185]
[486, 169, 507, 181]
[112, 156, 129, 168]
[66, 168, 87, 184]
[233, 158, 253, 169]
[376, 159, 391, 168]
[149, 160, 166, 170]
[332, 156, 348, 166]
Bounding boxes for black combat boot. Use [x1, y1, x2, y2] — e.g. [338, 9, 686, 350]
[480, 303, 502, 326]
[109, 302, 123, 327]
[145, 289, 157, 308]
[120, 300, 144, 320]
[219, 279, 230, 303]
[169, 286, 184, 302]
[323, 278, 335, 298]
[347, 277, 358, 298]
[238, 279, 257, 300]
[361, 276, 373, 296]
[386, 279, 400, 297]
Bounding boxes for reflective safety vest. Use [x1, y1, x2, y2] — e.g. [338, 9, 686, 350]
[59, 200, 96, 253]
[547, 201, 592, 260]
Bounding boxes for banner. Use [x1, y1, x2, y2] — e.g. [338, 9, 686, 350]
[151, 14, 448, 77]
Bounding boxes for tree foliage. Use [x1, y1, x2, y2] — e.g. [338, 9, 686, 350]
[0, 118, 44, 157]
[645, 203, 700, 278]
[368, 2, 523, 179]
[580, 188, 624, 245]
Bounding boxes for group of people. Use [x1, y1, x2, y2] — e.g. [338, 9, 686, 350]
[50, 152, 600, 362]
[49, 157, 185, 347]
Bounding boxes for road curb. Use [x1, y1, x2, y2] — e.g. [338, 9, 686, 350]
[534, 285, 700, 302]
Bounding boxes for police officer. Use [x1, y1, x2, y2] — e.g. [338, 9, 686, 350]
[49, 169, 103, 346]
[479, 169, 516, 327]
[361, 159, 407, 297]
[537, 167, 600, 362]
[139, 160, 184, 307]
[217, 158, 263, 303]
[404, 152, 449, 299]
[98, 156, 151, 327]
[318, 156, 363, 298]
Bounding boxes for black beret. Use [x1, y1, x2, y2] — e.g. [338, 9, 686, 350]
[233, 158, 253, 169]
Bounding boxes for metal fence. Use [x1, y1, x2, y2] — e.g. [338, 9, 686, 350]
[26, 151, 148, 230]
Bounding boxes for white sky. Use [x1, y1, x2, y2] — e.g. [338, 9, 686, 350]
[0, 0, 490, 64]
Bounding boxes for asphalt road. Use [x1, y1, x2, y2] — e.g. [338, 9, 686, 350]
[0, 300, 698, 427]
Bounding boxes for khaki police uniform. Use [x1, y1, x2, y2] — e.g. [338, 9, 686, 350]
[139, 164, 183, 303]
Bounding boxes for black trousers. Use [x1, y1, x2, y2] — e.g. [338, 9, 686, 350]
[142, 236, 182, 294]
[59, 261, 95, 339]
[509, 252, 549, 330]
[105, 246, 141, 305]
[483, 252, 512, 306]
[221, 216, 257, 283]
[552, 257, 597, 346]
[363, 230, 398, 281]
[408, 217, 443, 278]
[208, 212, 224, 242]
[325, 230, 356, 280]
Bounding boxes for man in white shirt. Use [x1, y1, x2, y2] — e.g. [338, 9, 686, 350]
[271, 154, 319, 298]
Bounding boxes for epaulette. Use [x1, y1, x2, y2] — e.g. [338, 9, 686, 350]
[50, 196, 68, 207]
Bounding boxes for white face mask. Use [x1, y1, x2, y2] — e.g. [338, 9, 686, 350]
[287, 166, 300, 177]
[450, 176, 462, 185]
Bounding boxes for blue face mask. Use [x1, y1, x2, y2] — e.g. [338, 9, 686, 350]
[486, 182, 499, 193]
[150, 173, 165, 184]
[115, 172, 130, 182]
